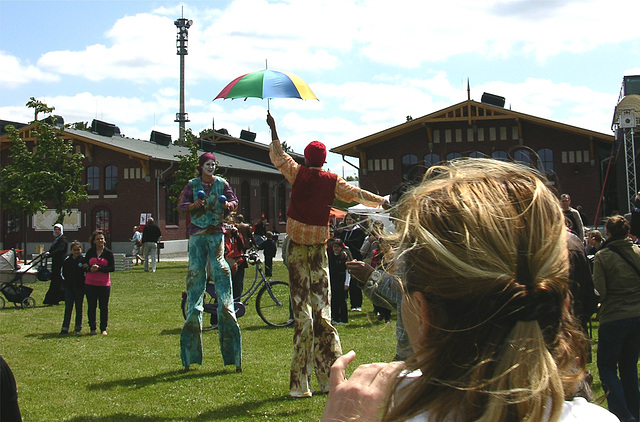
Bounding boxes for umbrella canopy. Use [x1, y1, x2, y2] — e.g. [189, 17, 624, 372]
[214, 69, 318, 101]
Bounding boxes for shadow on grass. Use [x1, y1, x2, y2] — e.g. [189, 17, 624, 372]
[87, 368, 231, 390]
[64, 394, 312, 421]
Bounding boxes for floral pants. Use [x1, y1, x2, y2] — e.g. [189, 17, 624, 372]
[288, 242, 342, 396]
[180, 232, 242, 368]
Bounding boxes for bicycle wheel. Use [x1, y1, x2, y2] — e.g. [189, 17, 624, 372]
[256, 281, 293, 327]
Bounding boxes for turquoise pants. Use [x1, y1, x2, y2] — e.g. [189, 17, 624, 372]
[180, 232, 242, 368]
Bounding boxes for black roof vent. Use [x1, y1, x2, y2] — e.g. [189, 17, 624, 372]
[91, 119, 120, 137]
[43, 115, 64, 128]
[199, 139, 216, 152]
[240, 129, 256, 142]
[481, 92, 505, 108]
[215, 128, 229, 135]
[150, 130, 172, 146]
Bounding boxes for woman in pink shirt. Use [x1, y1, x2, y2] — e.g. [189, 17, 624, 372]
[83, 230, 114, 336]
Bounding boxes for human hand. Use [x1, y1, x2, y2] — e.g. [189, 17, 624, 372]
[322, 351, 405, 422]
[346, 260, 375, 283]
[90, 264, 99, 272]
[344, 285, 349, 291]
[266, 112, 275, 129]
[381, 199, 391, 210]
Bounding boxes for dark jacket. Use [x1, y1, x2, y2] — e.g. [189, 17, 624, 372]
[593, 237, 640, 323]
[142, 223, 162, 243]
[62, 253, 86, 290]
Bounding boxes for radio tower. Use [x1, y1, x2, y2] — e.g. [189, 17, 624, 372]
[174, 9, 192, 143]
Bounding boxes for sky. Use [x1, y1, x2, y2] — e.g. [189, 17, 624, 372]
[2, 0, 640, 179]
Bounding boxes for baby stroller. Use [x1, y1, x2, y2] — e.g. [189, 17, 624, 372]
[0, 249, 47, 309]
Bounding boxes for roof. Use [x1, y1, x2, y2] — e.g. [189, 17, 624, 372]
[0, 123, 281, 175]
[202, 129, 305, 160]
[331, 99, 614, 157]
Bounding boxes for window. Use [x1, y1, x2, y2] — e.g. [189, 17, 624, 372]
[446, 152, 462, 161]
[469, 151, 484, 158]
[388, 158, 394, 171]
[402, 154, 418, 180]
[514, 149, 531, 166]
[467, 128, 474, 142]
[164, 177, 178, 225]
[489, 127, 497, 141]
[95, 208, 110, 238]
[537, 148, 554, 176]
[424, 153, 440, 170]
[499, 127, 507, 140]
[87, 166, 99, 192]
[105, 165, 118, 192]
[455, 129, 462, 143]
[433, 129, 440, 143]
[445, 130, 452, 143]
[277, 185, 286, 223]
[491, 150, 508, 161]
[260, 183, 269, 219]
[240, 181, 251, 218]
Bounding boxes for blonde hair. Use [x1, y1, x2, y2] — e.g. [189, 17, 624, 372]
[383, 158, 586, 422]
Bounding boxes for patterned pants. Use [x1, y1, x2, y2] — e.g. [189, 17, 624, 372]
[180, 232, 242, 368]
[288, 242, 342, 396]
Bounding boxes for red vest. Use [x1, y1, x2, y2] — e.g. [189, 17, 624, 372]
[287, 166, 338, 226]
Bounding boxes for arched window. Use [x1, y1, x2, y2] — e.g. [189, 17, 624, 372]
[240, 181, 251, 218]
[537, 148, 554, 175]
[491, 150, 508, 161]
[469, 151, 484, 158]
[94, 208, 111, 240]
[402, 154, 418, 180]
[105, 165, 118, 192]
[87, 166, 99, 192]
[424, 153, 440, 170]
[446, 152, 462, 161]
[260, 183, 269, 219]
[513, 149, 531, 166]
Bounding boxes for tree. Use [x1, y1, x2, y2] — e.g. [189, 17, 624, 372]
[169, 129, 203, 204]
[0, 99, 88, 251]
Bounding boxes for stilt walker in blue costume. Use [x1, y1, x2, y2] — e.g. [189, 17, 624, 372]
[179, 152, 242, 371]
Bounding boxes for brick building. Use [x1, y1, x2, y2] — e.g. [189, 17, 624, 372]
[331, 96, 615, 224]
[0, 120, 298, 255]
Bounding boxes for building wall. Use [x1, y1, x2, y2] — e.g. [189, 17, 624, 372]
[357, 118, 610, 222]
[1, 136, 290, 254]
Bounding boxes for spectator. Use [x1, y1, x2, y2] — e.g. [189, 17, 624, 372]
[258, 231, 277, 278]
[43, 223, 68, 305]
[83, 230, 114, 336]
[593, 215, 640, 422]
[60, 241, 85, 335]
[328, 240, 351, 325]
[0, 355, 22, 421]
[141, 217, 161, 273]
[323, 158, 616, 422]
[131, 225, 143, 266]
[560, 194, 585, 240]
[340, 213, 366, 312]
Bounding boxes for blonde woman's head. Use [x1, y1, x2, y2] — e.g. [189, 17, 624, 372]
[384, 158, 585, 422]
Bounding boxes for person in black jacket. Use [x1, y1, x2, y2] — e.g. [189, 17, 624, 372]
[1, 355, 22, 421]
[141, 217, 162, 272]
[43, 223, 68, 305]
[340, 213, 366, 311]
[60, 241, 86, 335]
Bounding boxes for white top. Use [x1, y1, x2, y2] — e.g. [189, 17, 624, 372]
[397, 371, 618, 422]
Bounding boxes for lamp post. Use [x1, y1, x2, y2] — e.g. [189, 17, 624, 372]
[174, 16, 192, 143]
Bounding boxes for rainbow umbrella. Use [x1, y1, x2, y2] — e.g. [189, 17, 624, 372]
[214, 69, 318, 103]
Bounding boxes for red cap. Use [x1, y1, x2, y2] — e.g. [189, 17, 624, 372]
[199, 152, 216, 167]
[304, 141, 327, 167]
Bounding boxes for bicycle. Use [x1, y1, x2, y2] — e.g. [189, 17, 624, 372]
[181, 249, 293, 328]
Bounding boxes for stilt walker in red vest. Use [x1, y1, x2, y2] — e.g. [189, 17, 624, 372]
[267, 112, 387, 398]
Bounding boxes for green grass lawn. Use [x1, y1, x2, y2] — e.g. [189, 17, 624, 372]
[1, 261, 397, 421]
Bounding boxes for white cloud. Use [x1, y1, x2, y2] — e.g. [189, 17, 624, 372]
[0, 51, 59, 88]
